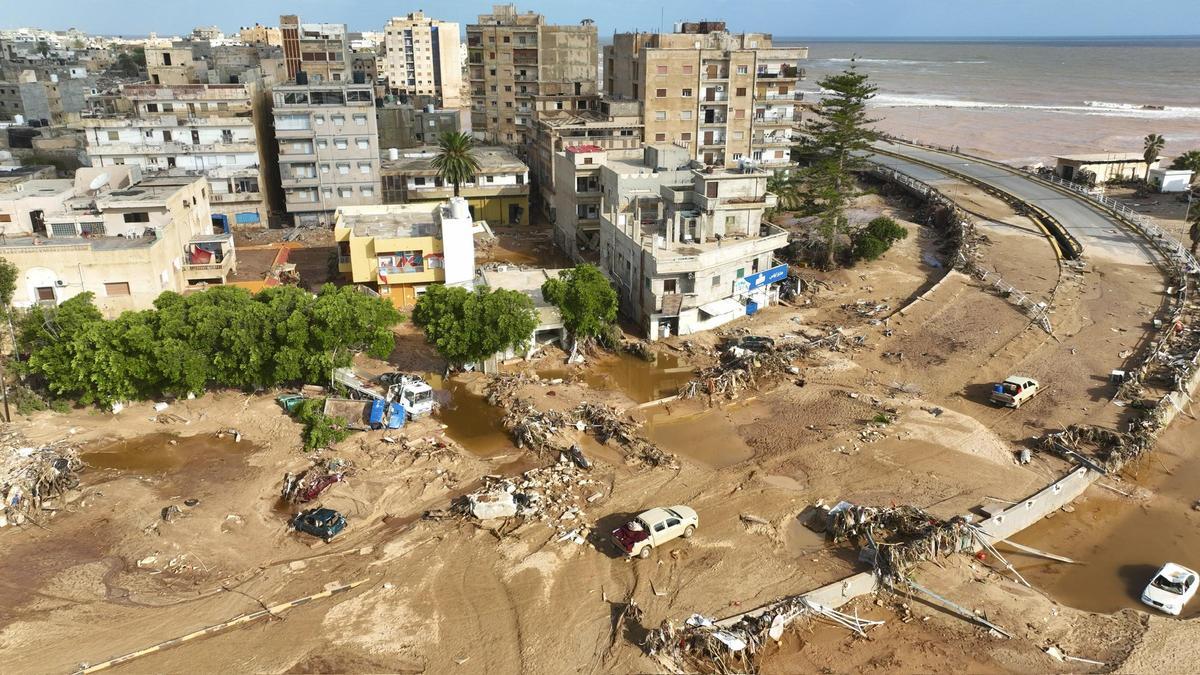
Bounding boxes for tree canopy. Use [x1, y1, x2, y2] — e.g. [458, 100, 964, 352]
[432, 132, 481, 197]
[853, 216, 909, 262]
[1144, 133, 1165, 166]
[792, 62, 880, 267]
[18, 285, 401, 406]
[412, 285, 537, 366]
[0, 257, 17, 308]
[541, 264, 618, 343]
[1170, 150, 1200, 175]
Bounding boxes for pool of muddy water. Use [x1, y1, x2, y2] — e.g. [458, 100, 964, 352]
[433, 378, 514, 458]
[1007, 417, 1200, 619]
[83, 432, 249, 473]
[642, 406, 757, 469]
[583, 352, 695, 404]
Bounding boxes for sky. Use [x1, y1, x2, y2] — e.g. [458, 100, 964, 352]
[3, 0, 1198, 39]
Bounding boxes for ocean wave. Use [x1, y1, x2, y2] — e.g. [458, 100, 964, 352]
[866, 93, 1200, 119]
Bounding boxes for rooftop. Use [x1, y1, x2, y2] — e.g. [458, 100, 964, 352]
[0, 178, 74, 201]
[0, 232, 157, 252]
[479, 267, 566, 327]
[336, 205, 443, 239]
[381, 146, 527, 176]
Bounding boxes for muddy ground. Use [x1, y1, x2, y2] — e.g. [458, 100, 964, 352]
[1, 187, 1197, 674]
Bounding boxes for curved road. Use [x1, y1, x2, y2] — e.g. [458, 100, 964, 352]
[871, 141, 1160, 266]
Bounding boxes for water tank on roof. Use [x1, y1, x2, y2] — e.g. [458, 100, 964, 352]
[388, 147, 399, 161]
[449, 196, 470, 221]
[425, 104, 435, 113]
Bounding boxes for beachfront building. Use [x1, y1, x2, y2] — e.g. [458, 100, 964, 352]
[0, 167, 237, 316]
[605, 22, 807, 169]
[80, 83, 278, 230]
[530, 97, 643, 226]
[1053, 153, 1159, 184]
[467, 4, 598, 147]
[380, 145, 529, 226]
[382, 12, 464, 108]
[272, 81, 382, 227]
[333, 197, 476, 308]
[280, 15, 351, 84]
[598, 144, 788, 339]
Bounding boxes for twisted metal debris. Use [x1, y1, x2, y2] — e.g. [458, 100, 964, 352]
[678, 330, 846, 403]
[1, 428, 83, 527]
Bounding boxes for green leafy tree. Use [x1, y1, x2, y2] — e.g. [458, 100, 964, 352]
[852, 216, 908, 262]
[794, 62, 880, 267]
[541, 264, 618, 344]
[1170, 150, 1200, 176]
[296, 398, 349, 451]
[432, 131, 481, 198]
[0, 257, 17, 308]
[1144, 133, 1165, 167]
[412, 285, 537, 366]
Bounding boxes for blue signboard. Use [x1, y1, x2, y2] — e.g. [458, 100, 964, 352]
[743, 264, 789, 291]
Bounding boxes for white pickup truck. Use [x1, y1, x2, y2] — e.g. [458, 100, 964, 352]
[611, 506, 699, 559]
[989, 375, 1041, 408]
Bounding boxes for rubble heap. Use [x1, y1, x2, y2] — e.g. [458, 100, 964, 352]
[280, 457, 354, 504]
[828, 503, 973, 578]
[1, 428, 83, 528]
[575, 402, 678, 469]
[678, 330, 845, 403]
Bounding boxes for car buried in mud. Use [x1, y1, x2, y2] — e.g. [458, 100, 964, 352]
[292, 508, 347, 543]
[611, 506, 698, 559]
[1141, 562, 1198, 616]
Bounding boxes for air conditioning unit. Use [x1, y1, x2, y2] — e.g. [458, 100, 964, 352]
[54, 280, 67, 287]
[715, 85, 725, 92]
[686, 271, 696, 279]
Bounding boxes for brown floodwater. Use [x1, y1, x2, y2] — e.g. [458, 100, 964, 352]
[642, 406, 757, 469]
[433, 377, 517, 458]
[83, 432, 249, 473]
[584, 352, 696, 404]
[1007, 416, 1200, 619]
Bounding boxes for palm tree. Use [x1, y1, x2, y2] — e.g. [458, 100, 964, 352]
[432, 132, 481, 198]
[1189, 210, 1200, 256]
[1144, 133, 1165, 167]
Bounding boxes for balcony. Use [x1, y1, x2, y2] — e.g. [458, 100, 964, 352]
[756, 65, 803, 80]
[701, 69, 729, 81]
[209, 190, 263, 204]
[698, 135, 727, 148]
[700, 115, 728, 125]
[756, 91, 805, 102]
[702, 90, 729, 103]
[182, 235, 236, 282]
[754, 111, 802, 126]
[753, 131, 794, 146]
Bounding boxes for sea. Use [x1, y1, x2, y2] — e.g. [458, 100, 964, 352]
[779, 37, 1200, 165]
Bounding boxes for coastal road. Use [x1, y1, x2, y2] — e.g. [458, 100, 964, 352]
[870, 141, 1160, 266]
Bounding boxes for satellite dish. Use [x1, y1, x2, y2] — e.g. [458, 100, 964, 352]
[88, 172, 110, 192]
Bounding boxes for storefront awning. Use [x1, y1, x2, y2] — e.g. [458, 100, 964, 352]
[698, 297, 744, 318]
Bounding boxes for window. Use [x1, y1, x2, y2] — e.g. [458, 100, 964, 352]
[706, 182, 719, 198]
[414, 177, 426, 186]
[737, 65, 748, 75]
[320, 164, 330, 174]
[726, 216, 737, 227]
[123, 212, 150, 223]
[361, 187, 374, 197]
[337, 163, 350, 175]
[681, 133, 692, 141]
[276, 114, 311, 131]
[35, 286, 55, 302]
[656, 88, 667, 98]
[314, 115, 325, 126]
[655, 133, 666, 142]
[317, 139, 328, 150]
[736, 87, 747, 97]
[338, 188, 353, 198]
[712, 275, 721, 288]
[331, 115, 346, 125]
[162, 53, 172, 66]
[352, 114, 367, 126]
[106, 130, 119, 141]
[582, 158, 593, 165]
[682, 65, 694, 74]
[335, 139, 348, 150]
[733, 131, 745, 140]
[162, 130, 172, 142]
[682, 88, 693, 97]
[680, 110, 693, 120]
[146, 103, 159, 112]
[654, 111, 667, 121]
[734, 109, 746, 119]
[104, 282, 131, 297]
[356, 138, 369, 149]
[358, 163, 371, 175]
[656, 65, 668, 74]
[0, 214, 9, 223]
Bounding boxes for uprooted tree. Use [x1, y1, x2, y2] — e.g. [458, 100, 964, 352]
[792, 61, 880, 268]
[18, 284, 402, 406]
[411, 284, 538, 367]
[541, 263, 618, 348]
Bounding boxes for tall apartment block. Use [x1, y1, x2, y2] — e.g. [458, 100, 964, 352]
[466, 4, 598, 148]
[280, 14, 351, 84]
[382, 12, 463, 108]
[273, 82, 382, 226]
[605, 23, 807, 169]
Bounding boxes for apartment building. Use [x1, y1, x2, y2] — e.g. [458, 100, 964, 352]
[0, 68, 96, 125]
[0, 167, 237, 316]
[467, 4, 598, 148]
[146, 44, 205, 85]
[280, 15, 350, 84]
[273, 82, 381, 227]
[531, 96, 642, 227]
[605, 23, 807, 169]
[380, 145, 529, 226]
[80, 83, 278, 229]
[333, 197, 475, 308]
[240, 23, 283, 47]
[382, 12, 463, 108]
[146, 41, 285, 86]
[597, 145, 788, 339]
[377, 103, 463, 149]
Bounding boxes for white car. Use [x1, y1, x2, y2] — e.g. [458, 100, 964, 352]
[1141, 562, 1198, 616]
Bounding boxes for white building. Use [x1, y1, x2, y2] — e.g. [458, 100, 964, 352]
[382, 12, 463, 108]
[1148, 168, 1194, 193]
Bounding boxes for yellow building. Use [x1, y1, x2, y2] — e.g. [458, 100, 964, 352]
[333, 199, 476, 308]
[380, 145, 531, 225]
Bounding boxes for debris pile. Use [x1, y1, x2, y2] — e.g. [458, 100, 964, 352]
[827, 503, 972, 578]
[1, 429, 83, 527]
[645, 597, 883, 674]
[678, 329, 846, 403]
[575, 402, 678, 469]
[448, 456, 603, 543]
[281, 457, 353, 504]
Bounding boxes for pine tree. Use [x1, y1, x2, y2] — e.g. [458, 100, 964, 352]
[793, 62, 879, 267]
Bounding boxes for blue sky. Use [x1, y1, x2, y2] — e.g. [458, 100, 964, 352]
[4, 0, 1197, 38]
